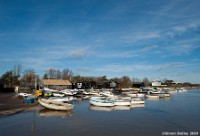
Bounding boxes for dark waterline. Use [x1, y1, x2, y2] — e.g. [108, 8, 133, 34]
[0, 90, 200, 136]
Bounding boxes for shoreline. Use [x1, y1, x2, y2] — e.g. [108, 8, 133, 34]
[0, 92, 44, 116]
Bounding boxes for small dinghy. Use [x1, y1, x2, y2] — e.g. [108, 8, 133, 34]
[38, 98, 74, 111]
[145, 94, 159, 99]
[90, 99, 114, 107]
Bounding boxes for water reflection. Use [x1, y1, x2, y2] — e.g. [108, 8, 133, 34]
[89, 104, 145, 112]
[89, 105, 114, 112]
[113, 105, 130, 110]
[0, 90, 199, 136]
[130, 104, 145, 109]
[38, 109, 73, 117]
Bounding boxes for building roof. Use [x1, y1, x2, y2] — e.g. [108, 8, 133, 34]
[43, 79, 72, 86]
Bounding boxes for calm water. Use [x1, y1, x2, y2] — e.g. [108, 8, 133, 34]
[0, 89, 200, 136]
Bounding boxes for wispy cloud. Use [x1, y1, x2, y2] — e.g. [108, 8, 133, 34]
[163, 36, 200, 56]
[157, 62, 188, 71]
[67, 46, 92, 59]
[0, 0, 200, 83]
[121, 31, 161, 43]
[141, 45, 158, 52]
[76, 68, 92, 73]
[95, 50, 138, 58]
[170, 21, 200, 36]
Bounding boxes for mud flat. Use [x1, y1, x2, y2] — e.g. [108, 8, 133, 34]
[0, 92, 43, 116]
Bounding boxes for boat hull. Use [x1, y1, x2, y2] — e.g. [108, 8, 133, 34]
[39, 98, 73, 111]
[90, 100, 114, 107]
[146, 95, 159, 99]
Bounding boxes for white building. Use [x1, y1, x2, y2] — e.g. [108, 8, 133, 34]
[152, 80, 161, 86]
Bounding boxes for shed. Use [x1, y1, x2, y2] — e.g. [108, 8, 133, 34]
[42, 79, 72, 90]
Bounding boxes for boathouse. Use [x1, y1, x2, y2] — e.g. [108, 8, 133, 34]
[42, 79, 72, 90]
[97, 81, 118, 89]
[72, 81, 97, 89]
[132, 82, 144, 88]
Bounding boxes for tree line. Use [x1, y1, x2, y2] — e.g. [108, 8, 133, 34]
[0, 65, 151, 88]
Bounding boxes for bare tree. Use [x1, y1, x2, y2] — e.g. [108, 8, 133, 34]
[132, 77, 141, 82]
[13, 64, 22, 78]
[142, 77, 150, 86]
[120, 76, 132, 88]
[21, 69, 39, 83]
[56, 69, 62, 79]
[62, 68, 73, 81]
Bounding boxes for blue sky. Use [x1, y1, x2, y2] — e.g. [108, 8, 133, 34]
[0, 0, 200, 83]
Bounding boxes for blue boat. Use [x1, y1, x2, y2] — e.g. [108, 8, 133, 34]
[23, 95, 36, 103]
[23, 97, 35, 103]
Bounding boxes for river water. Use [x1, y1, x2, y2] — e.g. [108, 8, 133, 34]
[0, 89, 200, 136]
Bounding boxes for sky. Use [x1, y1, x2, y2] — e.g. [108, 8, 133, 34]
[0, 0, 200, 83]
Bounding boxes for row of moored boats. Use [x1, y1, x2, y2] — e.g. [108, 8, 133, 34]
[17, 87, 187, 110]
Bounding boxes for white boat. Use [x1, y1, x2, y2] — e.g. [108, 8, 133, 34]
[83, 91, 90, 95]
[131, 98, 145, 104]
[90, 96, 132, 107]
[167, 90, 177, 94]
[61, 89, 78, 96]
[145, 94, 159, 99]
[38, 98, 74, 111]
[108, 96, 131, 106]
[127, 93, 145, 97]
[131, 100, 145, 104]
[137, 93, 145, 97]
[89, 91, 101, 96]
[18, 93, 32, 97]
[90, 100, 114, 107]
[150, 91, 170, 98]
[90, 97, 114, 107]
[114, 99, 131, 106]
[90, 96, 107, 101]
[162, 88, 177, 94]
[125, 92, 138, 97]
[43, 87, 60, 92]
[48, 96, 75, 102]
[100, 91, 116, 97]
[177, 88, 187, 92]
[52, 92, 65, 97]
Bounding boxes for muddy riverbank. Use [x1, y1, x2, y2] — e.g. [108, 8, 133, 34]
[0, 92, 43, 116]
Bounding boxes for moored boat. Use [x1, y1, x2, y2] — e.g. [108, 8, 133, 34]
[90, 99, 114, 107]
[48, 96, 75, 102]
[177, 88, 187, 92]
[127, 93, 145, 98]
[43, 87, 60, 92]
[23, 94, 36, 103]
[61, 89, 78, 96]
[99, 91, 116, 97]
[18, 93, 32, 97]
[52, 92, 65, 97]
[145, 94, 159, 99]
[150, 91, 170, 98]
[38, 98, 74, 111]
[131, 99, 145, 104]
[113, 99, 131, 106]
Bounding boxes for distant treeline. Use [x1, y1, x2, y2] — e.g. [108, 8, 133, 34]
[0, 64, 197, 89]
